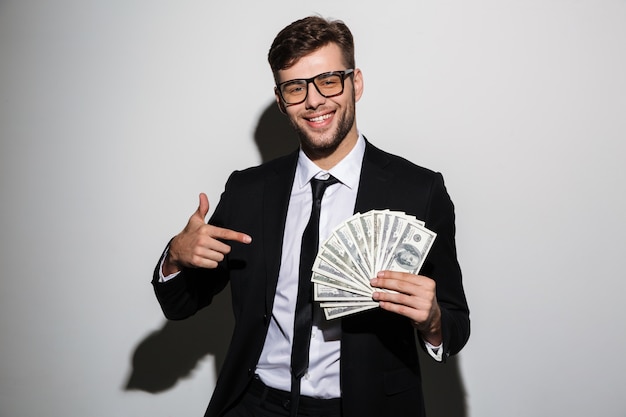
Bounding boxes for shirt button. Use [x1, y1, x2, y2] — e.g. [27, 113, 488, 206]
[311, 332, 316, 339]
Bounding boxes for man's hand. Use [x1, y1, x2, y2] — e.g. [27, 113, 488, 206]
[162, 193, 252, 276]
[370, 271, 442, 346]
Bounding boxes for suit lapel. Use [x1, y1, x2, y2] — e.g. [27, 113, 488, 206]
[262, 151, 299, 315]
[354, 141, 393, 214]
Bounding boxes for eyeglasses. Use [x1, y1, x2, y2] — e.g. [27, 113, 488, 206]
[276, 69, 355, 105]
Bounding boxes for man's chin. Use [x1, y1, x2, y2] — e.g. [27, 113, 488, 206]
[299, 135, 342, 155]
[291, 113, 355, 157]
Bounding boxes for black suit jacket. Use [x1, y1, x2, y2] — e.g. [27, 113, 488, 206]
[153, 140, 470, 417]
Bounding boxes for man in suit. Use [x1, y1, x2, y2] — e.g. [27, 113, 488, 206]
[153, 16, 470, 417]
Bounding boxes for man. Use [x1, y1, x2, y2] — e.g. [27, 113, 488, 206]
[153, 16, 470, 417]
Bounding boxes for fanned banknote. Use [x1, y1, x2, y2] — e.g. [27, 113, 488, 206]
[312, 210, 436, 320]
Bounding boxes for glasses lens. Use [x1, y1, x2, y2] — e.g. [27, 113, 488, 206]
[280, 80, 308, 104]
[314, 73, 343, 97]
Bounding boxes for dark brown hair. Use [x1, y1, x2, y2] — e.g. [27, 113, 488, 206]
[268, 16, 355, 78]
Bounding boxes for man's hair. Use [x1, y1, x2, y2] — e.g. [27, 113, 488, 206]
[268, 16, 355, 79]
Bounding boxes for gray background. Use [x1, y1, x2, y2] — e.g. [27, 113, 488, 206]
[1, 1, 625, 416]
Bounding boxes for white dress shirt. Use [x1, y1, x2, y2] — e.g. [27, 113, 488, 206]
[255, 135, 366, 398]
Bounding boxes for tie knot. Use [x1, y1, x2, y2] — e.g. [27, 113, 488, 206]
[310, 175, 339, 200]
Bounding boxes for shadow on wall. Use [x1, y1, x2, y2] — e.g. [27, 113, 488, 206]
[124, 102, 468, 417]
[125, 288, 234, 393]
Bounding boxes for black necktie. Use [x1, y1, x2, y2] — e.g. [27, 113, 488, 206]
[290, 175, 339, 416]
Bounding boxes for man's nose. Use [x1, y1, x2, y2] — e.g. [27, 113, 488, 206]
[305, 81, 326, 109]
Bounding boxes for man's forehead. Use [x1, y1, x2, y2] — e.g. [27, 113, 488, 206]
[275, 44, 345, 82]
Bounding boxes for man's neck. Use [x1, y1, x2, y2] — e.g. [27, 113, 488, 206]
[304, 129, 359, 171]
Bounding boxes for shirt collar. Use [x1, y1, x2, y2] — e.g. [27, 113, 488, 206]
[296, 133, 366, 191]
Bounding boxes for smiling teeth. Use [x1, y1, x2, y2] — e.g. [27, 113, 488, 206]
[309, 114, 332, 122]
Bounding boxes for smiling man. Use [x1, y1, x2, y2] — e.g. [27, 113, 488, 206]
[153, 16, 470, 417]
[273, 42, 361, 170]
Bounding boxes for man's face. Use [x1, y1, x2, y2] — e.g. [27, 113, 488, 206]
[275, 43, 363, 159]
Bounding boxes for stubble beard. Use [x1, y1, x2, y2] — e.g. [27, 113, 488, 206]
[289, 95, 356, 158]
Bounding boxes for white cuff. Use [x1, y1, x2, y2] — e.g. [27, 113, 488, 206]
[424, 340, 444, 362]
[158, 248, 181, 282]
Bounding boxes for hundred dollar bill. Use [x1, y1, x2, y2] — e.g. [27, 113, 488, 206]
[333, 221, 371, 280]
[320, 301, 379, 308]
[345, 213, 373, 277]
[343, 213, 373, 277]
[313, 282, 372, 301]
[376, 210, 397, 273]
[357, 211, 375, 267]
[382, 220, 437, 274]
[393, 210, 424, 227]
[390, 211, 424, 227]
[312, 256, 371, 294]
[378, 212, 411, 273]
[322, 303, 379, 320]
[317, 236, 372, 289]
[311, 271, 372, 298]
[410, 214, 425, 227]
[371, 210, 387, 273]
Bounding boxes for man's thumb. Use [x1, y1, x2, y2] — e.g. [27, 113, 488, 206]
[196, 192, 210, 220]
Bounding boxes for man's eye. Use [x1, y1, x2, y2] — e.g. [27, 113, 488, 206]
[284, 83, 305, 95]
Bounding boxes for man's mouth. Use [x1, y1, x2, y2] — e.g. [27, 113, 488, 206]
[305, 112, 333, 124]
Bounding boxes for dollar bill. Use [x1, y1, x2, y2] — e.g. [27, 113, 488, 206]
[313, 282, 372, 301]
[312, 257, 371, 294]
[312, 209, 436, 319]
[311, 271, 372, 298]
[341, 213, 373, 277]
[333, 222, 371, 280]
[382, 221, 437, 274]
[378, 212, 410, 273]
[322, 303, 379, 320]
[316, 236, 371, 289]
[355, 211, 375, 276]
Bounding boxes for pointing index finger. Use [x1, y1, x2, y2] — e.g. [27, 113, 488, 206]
[210, 225, 252, 244]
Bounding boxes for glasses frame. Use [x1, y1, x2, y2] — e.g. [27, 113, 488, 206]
[276, 69, 355, 105]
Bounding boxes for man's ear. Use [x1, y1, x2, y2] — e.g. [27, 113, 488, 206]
[275, 88, 287, 114]
[353, 68, 364, 103]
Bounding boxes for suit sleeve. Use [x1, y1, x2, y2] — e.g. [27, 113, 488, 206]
[421, 173, 470, 360]
[151, 181, 235, 321]
[151, 245, 230, 320]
